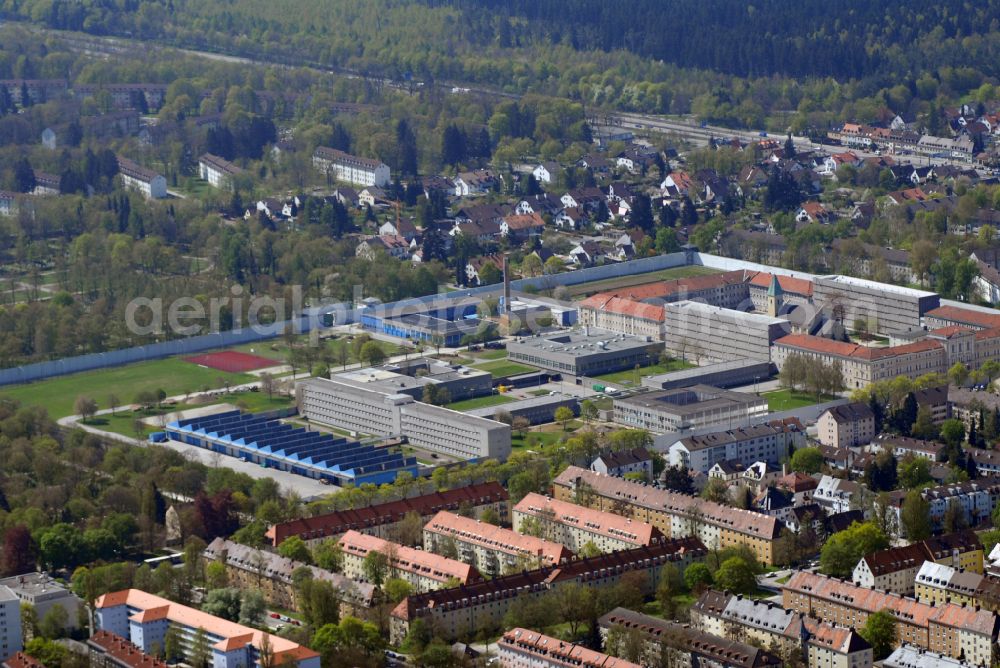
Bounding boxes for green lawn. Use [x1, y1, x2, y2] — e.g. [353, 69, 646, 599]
[0, 358, 253, 419]
[591, 359, 695, 386]
[470, 359, 537, 378]
[512, 430, 563, 450]
[761, 389, 837, 411]
[228, 335, 403, 366]
[565, 265, 722, 297]
[446, 394, 515, 411]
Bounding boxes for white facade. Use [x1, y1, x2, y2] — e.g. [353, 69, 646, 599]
[120, 170, 167, 199]
[667, 422, 804, 473]
[0, 585, 22, 661]
[813, 475, 859, 514]
[313, 147, 390, 187]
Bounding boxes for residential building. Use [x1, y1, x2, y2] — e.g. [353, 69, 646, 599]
[813, 476, 861, 514]
[949, 386, 1000, 429]
[498, 628, 644, 668]
[883, 645, 979, 668]
[265, 481, 508, 547]
[198, 153, 243, 189]
[876, 435, 945, 461]
[117, 157, 167, 199]
[886, 479, 1000, 536]
[389, 537, 707, 643]
[453, 169, 495, 196]
[690, 592, 873, 668]
[552, 466, 782, 565]
[816, 402, 876, 448]
[297, 377, 512, 460]
[87, 631, 167, 668]
[422, 511, 572, 577]
[355, 235, 412, 260]
[312, 147, 390, 187]
[590, 448, 653, 480]
[512, 493, 663, 553]
[613, 385, 769, 433]
[0, 572, 82, 633]
[32, 170, 59, 195]
[0, 191, 18, 217]
[338, 530, 480, 592]
[506, 328, 661, 377]
[913, 561, 1000, 611]
[95, 589, 320, 668]
[775, 472, 819, 506]
[811, 275, 939, 335]
[666, 419, 804, 473]
[0, 586, 22, 662]
[2, 654, 42, 668]
[663, 300, 788, 364]
[596, 608, 784, 668]
[782, 572, 1000, 666]
[201, 538, 376, 614]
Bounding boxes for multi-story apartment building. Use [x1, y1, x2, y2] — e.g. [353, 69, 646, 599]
[883, 645, 979, 668]
[877, 435, 946, 461]
[663, 300, 788, 364]
[87, 630, 167, 668]
[552, 466, 782, 565]
[886, 480, 1000, 537]
[913, 561, 1000, 611]
[266, 481, 508, 547]
[949, 386, 1000, 430]
[297, 377, 511, 460]
[0, 586, 22, 662]
[338, 530, 480, 593]
[116, 157, 167, 199]
[666, 419, 804, 473]
[813, 475, 862, 514]
[201, 538, 376, 614]
[389, 537, 707, 643]
[812, 275, 939, 335]
[590, 447, 654, 480]
[512, 493, 662, 553]
[613, 385, 769, 433]
[816, 402, 876, 448]
[925, 305, 1000, 331]
[852, 531, 985, 596]
[782, 572, 1000, 666]
[690, 591, 873, 668]
[597, 608, 784, 668]
[312, 147, 390, 187]
[197, 153, 243, 189]
[422, 511, 572, 577]
[95, 590, 320, 668]
[498, 628, 645, 668]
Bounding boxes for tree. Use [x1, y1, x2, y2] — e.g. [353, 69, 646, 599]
[860, 610, 897, 660]
[13, 157, 36, 193]
[684, 562, 713, 593]
[313, 539, 343, 572]
[819, 522, 889, 578]
[940, 419, 965, 447]
[260, 372, 275, 399]
[362, 550, 389, 587]
[238, 590, 265, 626]
[191, 628, 211, 668]
[900, 490, 932, 540]
[580, 399, 598, 423]
[714, 557, 756, 595]
[942, 499, 968, 534]
[554, 406, 574, 432]
[358, 341, 386, 367]
[662, 465, 694, 494]
[1, 525, 36, 576]
[512, 416, 531, 440]
[277, 536, 313, 564]
[202, 588, 242, 621]
[384, 578, 413, 603]
[701, 477, 730, 504]
[74, 395, 98, 422]
[107, 393, 120, 416]
[898, 456, 932, 489]
[553, 582, 595, 636]
[948, 362, 970, 387]
[38, 604, 68, 639]
[789, 447, 823, 474]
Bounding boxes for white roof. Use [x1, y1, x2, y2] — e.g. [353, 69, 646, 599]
[816, 274, 937, 299]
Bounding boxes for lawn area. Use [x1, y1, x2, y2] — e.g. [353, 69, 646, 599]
[565, 265, 722, 297]
[470, 359, 537, 378]
[591, 359, 695, 386]
[446, 394, 515, 411]
[512, 429, 563, 451]
[0, 358, 253, 419]
[228, 335, 403, 366]
[465, 348, 508, 361]
[761, 388, 836, 411]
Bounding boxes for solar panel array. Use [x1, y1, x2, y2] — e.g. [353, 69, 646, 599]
[168, 410, 418, 484]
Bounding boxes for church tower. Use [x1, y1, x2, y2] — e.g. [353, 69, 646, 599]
[766, 274, 784, 317]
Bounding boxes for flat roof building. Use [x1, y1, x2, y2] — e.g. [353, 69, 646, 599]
[507, 328, 661, 377]
[663, 300, 788, 363]
[0, 573, 82, 634]
[812, 274, 939, 335]
[331, 358, 492, 402]
[513, 493, 663, 553]
[614, 385, 769, 433]
[642, 358, 774, 391]
[298, 377, 511, 461]
[422, 510, 572, 577]
[0, 585, 22, 662]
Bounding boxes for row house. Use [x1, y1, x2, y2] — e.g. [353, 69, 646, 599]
[914, 561, 1000, 612]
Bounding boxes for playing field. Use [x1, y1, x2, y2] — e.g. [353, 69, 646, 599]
[471, 360, 538, 378]
[186, 350, 278, 373]
[0, 358, 252, 419]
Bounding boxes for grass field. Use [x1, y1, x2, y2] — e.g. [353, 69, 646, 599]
[512, 430, 563, 450]
[761, 388, 836, 411]
[591, 359, 695, 385]
[470, 359, 537, 378]
[0, 358, 253, 419]
[565, 265, 722, 297]
[446, 394, 515, 411]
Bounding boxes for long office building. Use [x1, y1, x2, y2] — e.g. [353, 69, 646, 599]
[506, 328, 662, 377]
[512, 493, 662, 553]
[298, 377, 511, 460]
[338, 530, 481, 593]
[95, 590, 320, 668]
[498, 628, 644, 668]
[690, 592, 873, 668]
[552, 466, 782, 565]
[663, 300, 788, 363]
[812, 275, 939, 335]
[613, 385, 769, 433]
[422, 511, 572, 577]
[389, 537, 707, 643]
[642, 358, 774, 391]
[666, 418, 805, 473]
[782, 572, 1000, 666]
[266, 481, 508, 547]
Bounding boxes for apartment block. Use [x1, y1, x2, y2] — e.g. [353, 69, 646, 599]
[338, 530, 481, 593]
[512, 493, 662, 553]
[422, 511, 572, 577]
[0, 572, 82, 634]
[95, 589, 320, 668]
[312, 147, 390, 187]
[886, 480, 1000, 537]
[883, 645, 979, 668]
[666, 419, 804, 473]
[816, 402, 875, 448]
[663, 300, 788, 363]
[498, 628, 644, 668]
[87, 631, 167, 668]
[197, 153, 243, 189]
[782, 572, 1000, 666]
[552, 466, 781, 565]
[266, 481, 508, 547]
[913, 561, 1000, 611]
[389, 537, 707, 644]
[0, 586, 22, 662]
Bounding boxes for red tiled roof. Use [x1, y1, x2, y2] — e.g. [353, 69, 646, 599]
[929, 325, 974, 338]
[3, 654, 45, 668]
[747, 271, 814, 297]
[88, 631, 169, 668]
[579, 294, 665, 322]
[927, 305, 1000, 329]
[775, 334, 943, 361]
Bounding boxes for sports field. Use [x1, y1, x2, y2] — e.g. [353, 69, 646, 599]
[186, 350, 278, 373]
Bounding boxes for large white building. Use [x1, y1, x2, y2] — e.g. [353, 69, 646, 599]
[663, 300, 788, 363]
[667, 419, 804, 473]
[312, 147, 390, 187]
[0, 585, 22, 662]
[812, 275, 939, 335]
[117, 156, 167, 199]
[198, 153, 243, 189]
